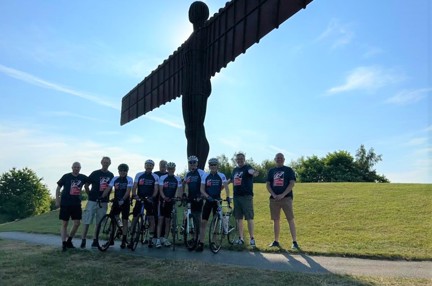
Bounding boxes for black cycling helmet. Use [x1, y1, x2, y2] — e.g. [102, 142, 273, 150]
[118, 163, 129, 172]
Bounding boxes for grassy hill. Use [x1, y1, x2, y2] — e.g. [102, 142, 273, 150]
[1, 183, 431, 260]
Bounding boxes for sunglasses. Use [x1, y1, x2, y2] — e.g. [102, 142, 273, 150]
[188, 161, 198, 164]
[209, 164, 217, 167]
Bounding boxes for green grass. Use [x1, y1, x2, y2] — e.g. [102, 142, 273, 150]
[1, 240, 430, 286]
[1, 183, 431, 260]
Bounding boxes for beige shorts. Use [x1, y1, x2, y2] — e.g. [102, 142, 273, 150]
[269, 197, 294, 221]
[82, 200, 107, 225]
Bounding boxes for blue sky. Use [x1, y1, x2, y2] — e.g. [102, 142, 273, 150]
[0, 0, 430, 196]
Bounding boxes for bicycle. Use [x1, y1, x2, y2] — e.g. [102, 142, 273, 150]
[170, 197, 185, 251]
[208, 199, 232, 254]
[225, 202, 239, 245]
[128, 196, 153, 251]
[95, 199, 131, 252]
[183, 197, 201, 250]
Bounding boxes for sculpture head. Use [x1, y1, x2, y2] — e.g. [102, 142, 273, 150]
[189, 1, 209, 30]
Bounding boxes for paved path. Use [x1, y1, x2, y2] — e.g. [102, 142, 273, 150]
[0, 232, 431, 279]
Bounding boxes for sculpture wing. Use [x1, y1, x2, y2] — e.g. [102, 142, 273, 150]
[204, 0, 314, 78]
[120, 45, 184, 125]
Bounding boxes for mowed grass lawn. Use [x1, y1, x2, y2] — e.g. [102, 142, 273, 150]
[0, 183, 431, 260]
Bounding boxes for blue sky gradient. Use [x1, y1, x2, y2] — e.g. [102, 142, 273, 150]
[0, 0, 430, 196]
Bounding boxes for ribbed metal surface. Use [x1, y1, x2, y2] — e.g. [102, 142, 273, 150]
[120, 0, 313, 125]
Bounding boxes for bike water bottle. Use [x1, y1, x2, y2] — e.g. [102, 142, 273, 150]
[115, 215, 123, 227]
[223, 215, 229, 233]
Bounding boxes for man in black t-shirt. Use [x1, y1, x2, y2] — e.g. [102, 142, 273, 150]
[80, 156, 114, 248]
[55, 162, 88, 251]
[266, 153, 299, 250]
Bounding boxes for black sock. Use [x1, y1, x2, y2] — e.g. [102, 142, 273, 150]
[67, 237, 72, 243]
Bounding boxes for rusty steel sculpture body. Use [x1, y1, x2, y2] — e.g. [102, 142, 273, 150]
[121, 0, 314, 169]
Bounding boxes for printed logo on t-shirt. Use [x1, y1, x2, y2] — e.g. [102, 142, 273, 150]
[70, 180, 82, 195]
[273, 171, 284, 187]
[233, 172, 243, 186]
[99, 177, 110, 192]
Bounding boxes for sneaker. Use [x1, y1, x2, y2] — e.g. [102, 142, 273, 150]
[155, 238, 162, 248]
[269, 241, 280, 247]
[234, 238, 244, 245]
[120, 241, 127, 249]
[195, 242, 204, 252]
[127, 243, 134, 249]
[163, 239, 172, 247]
[62, 242, 67, 252]
[292, 241, 300, 250]
[91, 240, 98, 248]
[80, 239, 86, 249]
[250, 238, 256, 247]
[66, 240, 75, 249]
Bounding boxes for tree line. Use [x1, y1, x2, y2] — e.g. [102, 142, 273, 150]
[211, 144, 389, 183]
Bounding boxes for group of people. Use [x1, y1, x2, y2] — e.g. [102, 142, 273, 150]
[55, 152, 300, 252]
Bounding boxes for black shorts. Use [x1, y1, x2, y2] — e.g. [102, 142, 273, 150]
[159, 200, 174, 219]
[59, 205, 82, 221]
[202, 201, 218, 221]
[133, 200, 154, 217]
[190, 199, 204, 213]
[112, 200, 130, 219]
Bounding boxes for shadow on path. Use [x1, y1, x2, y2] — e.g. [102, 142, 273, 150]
[0, 232, 431, 279]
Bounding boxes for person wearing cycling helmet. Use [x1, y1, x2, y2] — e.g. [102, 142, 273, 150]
[101, 163, 133, 249]
[182, 155, 206, 229]
[195, 158, 230, 252]
[156, 162, 183, 248]
[153, 160, 168, 241]
[129, 159, 159, 248]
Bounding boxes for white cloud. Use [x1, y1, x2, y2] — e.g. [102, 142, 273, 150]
[405, 137, 428, 146]
[316, 19, 354, 49]
[327, 66, 404, 94]
[0, 64, 119, 110]
[43, 111, 109, 122]
[386, 88, 431, 105]
[145, 114, 183, 129]
[0, 124, 151, 196]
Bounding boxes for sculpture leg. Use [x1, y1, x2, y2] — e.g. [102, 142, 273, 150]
[182, 92, 209, 170]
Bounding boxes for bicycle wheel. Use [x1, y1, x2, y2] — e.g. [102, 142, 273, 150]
[141, 216, 150, 244]
[227, 213, 239, 245]
[130, 215, 142, 251]
[96, 215, 115, 252]
[183, 213, 198, 250]
[171, 212, 177, 251]
[209, 215, 223, 253]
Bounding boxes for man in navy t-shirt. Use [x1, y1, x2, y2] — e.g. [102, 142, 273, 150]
[266, 153, 299, 250]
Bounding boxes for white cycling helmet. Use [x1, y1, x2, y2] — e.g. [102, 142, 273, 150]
[188, 155, 198, 163]
[208, 158, 219, 165]
[167, 162, 176, 169]
[145, 159, 155, 166]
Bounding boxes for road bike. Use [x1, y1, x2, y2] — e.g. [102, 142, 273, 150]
[182, 198, 201, 250]
[128, 196, 153, 251]
[208, 199, 233, 254]
[95, 199, 132, 252]
[170, 197, 186, 251]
